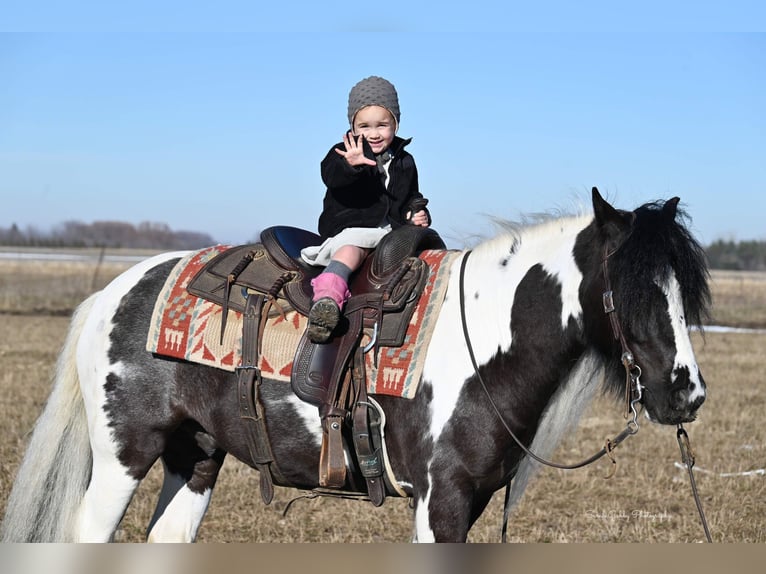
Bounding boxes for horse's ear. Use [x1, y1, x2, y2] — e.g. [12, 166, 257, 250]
[664, 197, 680, 219]
[592, 187, 632, 239]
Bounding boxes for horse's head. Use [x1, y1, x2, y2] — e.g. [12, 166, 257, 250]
[577, 188, 711, 425]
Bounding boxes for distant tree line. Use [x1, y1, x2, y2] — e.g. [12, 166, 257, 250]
[0, 221, 216, 250]
[705, 239, 766, 271]
[2, 221, 765, 270]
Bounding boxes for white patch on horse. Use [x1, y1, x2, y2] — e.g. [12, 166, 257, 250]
[414, 485, 436, 543]
[540, 243, 584, 329]
[421, 254, 479, 440]
[282, 394, 323, 447]
[75, 455, 140, 541]
[658, 271, 705, 402]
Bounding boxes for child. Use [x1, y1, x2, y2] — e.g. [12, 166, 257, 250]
[301, 76, 431, 343]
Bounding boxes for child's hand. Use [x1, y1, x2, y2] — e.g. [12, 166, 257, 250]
[408, 210, 430, 227]
[335, 133, 377, 167]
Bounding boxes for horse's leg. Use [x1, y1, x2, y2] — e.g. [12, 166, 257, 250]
[76, 391, 176, 542]
[469, 490, 495, 530]
[146, 423, 226, 542]
[76, 441, 143, 542]
[413, 479, 475, 542]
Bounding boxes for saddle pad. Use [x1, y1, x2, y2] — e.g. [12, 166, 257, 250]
[146, 245, 237, 369]
[147, 247, 460, 399]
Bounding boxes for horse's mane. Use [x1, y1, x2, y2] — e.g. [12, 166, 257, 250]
[466, 199, 710, 329]
[611, 200, 711, 328]
[466, 206, 592, 254]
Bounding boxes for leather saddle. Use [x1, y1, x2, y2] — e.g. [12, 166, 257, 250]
[187, 224, 446, 506]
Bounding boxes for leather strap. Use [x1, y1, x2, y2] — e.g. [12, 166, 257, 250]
[352, 346, 386, 506]
[222, 249, 258, 344]
[237, 292, 289, 504]
[319, 413, 347, 488]
[316, 311, 365, 488]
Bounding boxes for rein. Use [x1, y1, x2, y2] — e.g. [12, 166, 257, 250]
[458, 249, 641, 473]
[458, 248, 712, 543]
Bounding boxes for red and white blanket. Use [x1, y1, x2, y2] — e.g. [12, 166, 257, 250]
[146, 247, 459, 399]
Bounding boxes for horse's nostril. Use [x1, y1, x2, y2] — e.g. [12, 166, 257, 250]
[689, 393, 705, 411]
[672, 389, 688, 409]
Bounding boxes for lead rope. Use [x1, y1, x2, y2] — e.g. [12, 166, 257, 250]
[677, 424, 713, 542]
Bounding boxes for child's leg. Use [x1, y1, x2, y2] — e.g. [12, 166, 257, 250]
[307, 245, 368, 343]
[329, 245, 368, 272]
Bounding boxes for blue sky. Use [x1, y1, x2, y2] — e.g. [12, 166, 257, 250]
[1, 10, 765, 248]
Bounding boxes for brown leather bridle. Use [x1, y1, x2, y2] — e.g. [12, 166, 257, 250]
[601, 243, 644, 420]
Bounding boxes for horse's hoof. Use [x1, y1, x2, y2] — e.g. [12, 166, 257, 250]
[307, 298, 340, 343]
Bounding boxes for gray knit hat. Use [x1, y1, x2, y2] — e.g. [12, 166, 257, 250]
[347, 76, 400, 128]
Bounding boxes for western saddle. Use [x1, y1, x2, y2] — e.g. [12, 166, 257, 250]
[187, 225, 446, 506]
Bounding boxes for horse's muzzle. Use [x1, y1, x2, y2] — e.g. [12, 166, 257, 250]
[648, 386, 705, 425]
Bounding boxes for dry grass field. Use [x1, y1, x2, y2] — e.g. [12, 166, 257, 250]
[1, 255, 764, 543]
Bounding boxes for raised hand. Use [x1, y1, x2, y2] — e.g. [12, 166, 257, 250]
[334, 132, 377, 167]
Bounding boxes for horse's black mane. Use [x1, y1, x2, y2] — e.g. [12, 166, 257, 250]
[611, 200, 711, 328]
[472, 198, 710, 330]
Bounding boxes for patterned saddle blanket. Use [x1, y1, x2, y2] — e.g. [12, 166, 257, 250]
[146, 246, 459, 399]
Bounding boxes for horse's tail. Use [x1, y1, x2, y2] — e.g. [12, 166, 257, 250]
[1, 292, 98, 542]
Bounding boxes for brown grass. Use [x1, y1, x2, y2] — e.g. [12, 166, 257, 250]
[708, 270, 766, 328]
[0, 254, 155, 315]
[1, 256, 764, 542]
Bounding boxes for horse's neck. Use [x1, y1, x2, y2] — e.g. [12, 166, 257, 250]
[466, 216, 590, 339]
[472, 215, 590, 282]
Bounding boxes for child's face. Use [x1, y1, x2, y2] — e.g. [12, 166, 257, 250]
[352, 106, 396, 155]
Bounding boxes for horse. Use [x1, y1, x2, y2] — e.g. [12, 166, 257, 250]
[1, 188, 710, 543]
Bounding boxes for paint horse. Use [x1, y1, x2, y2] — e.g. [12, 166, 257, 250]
[2, 188, 710, 542]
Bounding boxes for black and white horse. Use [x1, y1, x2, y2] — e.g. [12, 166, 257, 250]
[2, 189, 710, 542]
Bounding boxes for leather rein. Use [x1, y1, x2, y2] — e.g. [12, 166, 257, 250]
[458, 246, 712, 542]
[458, 247, 641, 473]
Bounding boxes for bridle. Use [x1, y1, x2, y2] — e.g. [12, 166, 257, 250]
[458, 244, 711, 542]
[601, 244, 645, 421]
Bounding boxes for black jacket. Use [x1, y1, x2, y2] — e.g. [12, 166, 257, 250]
[316, 135, 428, 239]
